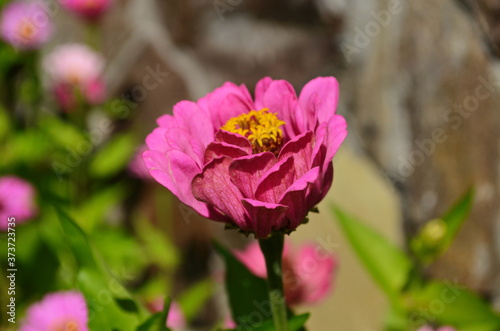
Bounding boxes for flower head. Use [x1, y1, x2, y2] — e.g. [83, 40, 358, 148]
[20, 291, 89, 331]
[0, 176, 37, 231]
[143, 77, 347, 238]
[43, 44, 106, 111]
[61, 0, 113, 21]
[0, 1, 52, 50]
[234, 240, 337, 305]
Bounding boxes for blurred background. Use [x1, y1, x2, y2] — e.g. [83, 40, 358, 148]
[1, 0, 499, 330]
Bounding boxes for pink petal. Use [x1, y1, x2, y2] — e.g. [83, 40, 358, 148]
[241, 199, 288, 238]
[173, 100, 214, 146]
[143, 150, 215, 219]
[278, 131, 314, 179]
[233, 241, 267, 278]
[254, 76, 273, 109]
[204, 141, 250, 164]
[229, 152, 276, 199]
[165, 127, 205, 167]
[156, 114, 178, 130]
[206, 82, 254, 128]
[192, 157, 249, 229]
[254, 156, 296, 204]
[299, 76, 339, 127]
[278, 167, 320, 229]
[145, 127, 170, 154]
[214, 129, 252, 154]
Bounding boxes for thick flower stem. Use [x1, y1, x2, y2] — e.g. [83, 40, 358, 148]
[259, 233, 288, 331]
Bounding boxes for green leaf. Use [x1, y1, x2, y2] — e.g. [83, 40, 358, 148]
[41, 116, 88, 150]
[213, 241, 270, 328]
[224, 313, 310, 331]
[137, 297, 171, 331]
[332, 206, 412, 303]
[411, 189, 474, 264]
[178, 279, 214, 321]
[89, 133, 136, 178]
[409, 280, 500, 331]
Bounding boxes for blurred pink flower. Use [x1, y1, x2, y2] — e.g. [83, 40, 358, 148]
[43, 44, 106, 111]
[20, 291, 89, 331]
[129, 145, 152, 180]
[0, 1, 52, 49]
[418, 327, 457, 331]
[149, 298, 186, 329]
[143, 77, 347, 238]
[62, 0, 113, 21]
[0, 176, 37, 230]
[234, 240, 337, 305]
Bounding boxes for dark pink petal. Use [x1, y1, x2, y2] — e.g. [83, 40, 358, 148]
[192, 157, 248, 229]
[294, 244, 336, 304]
[261, 80, 305, 139]
[173, 100, 214, 146]
[214, 130, 252, 154]
[207, 82, 254, 128]
[299, 77, 339, 128]
[229, 152, 276, 199]
[143, 150, 217, 219]
[278, 167, 320, 229]
[307, 162, 334, 209]
[255, 156, 295, 203]
[278, 131, 314, 179]
[254, 76, 273, 109]
[241, 199, 288, 239]
[165, 127, 205, 167]
[204, 141, 249, 164]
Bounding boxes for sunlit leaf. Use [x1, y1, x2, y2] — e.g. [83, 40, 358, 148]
[89, 133, 136, 178]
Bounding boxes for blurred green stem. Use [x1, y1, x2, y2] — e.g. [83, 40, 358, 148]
[259, 233, 288, 331]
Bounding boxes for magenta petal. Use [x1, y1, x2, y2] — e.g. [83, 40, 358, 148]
[229, 152, 276, 199]
[278, 131, 314, 179]
[156, 114, 178, 130]
[233, 241, 267, 278]
[142, 150, 215, 218]
[204, 141, 250, 164]
[312, 115, 347, 171]
[165, 127, 205, 167]
[192, 157, 248, 229]
[207, 82, 254, 128]
[299, 77, 339, 127]
[254, 76, 273, 109]
[278, 167, 320, 229]
[214, 130, 252, 154]
[241, 199, 288, 239]
[145, 127, 171, 154]
[173, 100, 214, 146]
[255, 156, 296, 203]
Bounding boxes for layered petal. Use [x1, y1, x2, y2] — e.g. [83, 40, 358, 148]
[299, 76, 339, 128]
[173, 100, 214, 147]
[192, 157, 248, 229]
[242, 199, 288, 239]
[206, 82, 254, 128]
[255, 156, 295, 204]
[229, 152, 276, 199]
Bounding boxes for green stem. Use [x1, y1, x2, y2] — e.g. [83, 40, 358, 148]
[259, 233, 288, 331]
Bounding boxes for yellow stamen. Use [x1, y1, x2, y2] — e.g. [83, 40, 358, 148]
[221, 109, 285, 155]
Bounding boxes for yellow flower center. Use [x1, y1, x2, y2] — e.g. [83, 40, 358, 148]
[52, 320, 80, 331]
[18, 21, 36, 41]
[221, 108, 285, 155]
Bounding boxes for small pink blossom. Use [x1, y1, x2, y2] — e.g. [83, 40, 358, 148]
[0, 1, 52, 49]
[0, 176, 37, 231]
[149, 298, 186, 329]
[61, 0, 113, 21]
[234, 240, 337, 305]
[143, 77, 347, 238]
[417, 327, 457, 331]
[43, 44, 106, 111]
[20, 291, 89, 331]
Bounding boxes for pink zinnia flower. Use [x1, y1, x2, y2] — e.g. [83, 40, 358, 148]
[149, 298, 186, 329]
[234, 240, 337, 305]
[0, 1, 52, 50]
[20, 291, 89, 331]
[43, 44, 106, 111]
[143, 77, 347, 238]
[0, 176, 37, 231]
[61, 0, 113, 21]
